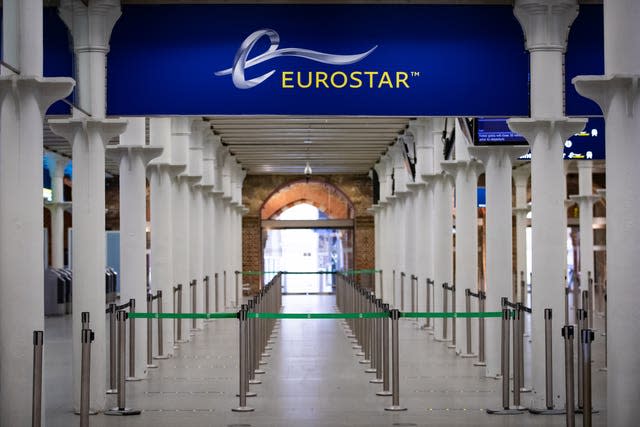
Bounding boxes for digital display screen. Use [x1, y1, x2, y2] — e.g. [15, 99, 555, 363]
[475, 118, 528, 145]
[474, 117, 605, 160]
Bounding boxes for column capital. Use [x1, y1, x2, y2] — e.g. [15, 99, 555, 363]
[573, 74, 640, 118]
[568, 194, 601, 205]
[596, 188, 606, 200]
[467, 146, 529, 167]
[59, 0, 121, 54]
[147, 162, 186, 179]
[106, 145, 163, 166]
[513, 206, 531, 217]
[0, 76, 75, 116]
[44, 201, 72, 212]
[48, 117, 127, 148]
[512, 163, 531, 186]
[508, 118, 586, 149]
[513, 0, 579, 53]
[440, 159, 483, 179]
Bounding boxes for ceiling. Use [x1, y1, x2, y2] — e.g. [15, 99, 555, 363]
[207, 116, 410, 175]
[42, 115, 410, 176]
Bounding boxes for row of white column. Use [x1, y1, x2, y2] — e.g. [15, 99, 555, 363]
[0, 0, 247, 420]
[372, 2, 639, 425]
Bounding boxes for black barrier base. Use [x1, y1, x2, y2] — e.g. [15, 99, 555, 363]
[236, 392, 257, 397]
[575, 408, 600, 414]
[370, 378, 383, 384]
[104, 407, 141, 416]
[529, 407, 566, 415]
[385, 405, 407, 411]
[231, 406, 254, 412]
[486, 407, 525, 415]
[376, 390, 392, 396]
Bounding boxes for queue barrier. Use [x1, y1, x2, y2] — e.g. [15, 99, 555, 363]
[128, 311, 502, 320]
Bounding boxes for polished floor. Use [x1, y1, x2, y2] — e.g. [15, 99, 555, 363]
[44, 294, 607, 426]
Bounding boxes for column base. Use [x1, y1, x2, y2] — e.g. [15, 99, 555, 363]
[486, 407, 525, 415]
[231, 406, 254, 412]
[104, 407, 141, 416]
[528, 407, 565, 415]
[385, 405, 407, 411]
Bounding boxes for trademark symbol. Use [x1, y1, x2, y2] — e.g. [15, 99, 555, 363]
[411, 71, 420, 77]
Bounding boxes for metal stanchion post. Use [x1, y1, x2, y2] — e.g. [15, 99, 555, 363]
[512, 307, 525, 410]
[175, 284, 187, 344]
[400, 272, 405, 312]
[224, 271, 228, 311]
[582, 290, 591, 331]
[204, 275, 210, 320]
[234, 271, 240, 309]
[384, 309, 406, 411]
[365, 294, 376, 372]
[371, 299, 384, 384]
[146, 294, 158, 368]
[563, 325, 575, 427]
[233, 305, 254, 412]
[529, 309, 564, 414]
[392, 270, 396, 309]
[587, 272, 594, 329]
[461, 289, 476, 358]
[126, 299, 141, 381]
[32, 331, 43, 427]
[473, 291, 487, 367]
[376, 304, 392, 396]
[154, 291, 169, 360]
[565, 286, 570, 326]
[379, 269, 384, 302]
[81, 312, 90, 330]
[79, 328, 95, 427]
[487, 309, 523, 414]
[107, 303, 117, 394]
[105, 311, 141, 416]
[449, 284, 456, 349]
[520, 271, 526, 306]
[518, 304, 531, 393]
[599, 293, 607, 372]
[576, 309, 585, 413]
[424, 278, 434, 331]
[582, 329, 595, 427]
[442, 283, 448, 340]
[411, 275, 417, 326]
[214, 273, 219, 312]
[190, 279, 201, 333]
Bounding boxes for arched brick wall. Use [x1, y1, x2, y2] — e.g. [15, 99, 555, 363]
[242, 175, 374, 293]
[260, 179, 354, 219]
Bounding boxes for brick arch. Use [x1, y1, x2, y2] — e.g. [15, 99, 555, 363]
[260, 179, 355, 220]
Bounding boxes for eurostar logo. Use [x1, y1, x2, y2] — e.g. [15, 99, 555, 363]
[215, 29, 415, 90]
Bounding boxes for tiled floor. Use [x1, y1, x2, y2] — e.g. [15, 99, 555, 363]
[44, 294, 606, 426]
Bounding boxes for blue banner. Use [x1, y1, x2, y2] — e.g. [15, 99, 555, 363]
[107, 4, 530, 116]
[565, 5, 604, 117]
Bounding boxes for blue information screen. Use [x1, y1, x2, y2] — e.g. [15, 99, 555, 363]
[474, 117, 605, 160]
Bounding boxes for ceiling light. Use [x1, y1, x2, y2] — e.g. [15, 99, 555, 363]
[303, 139, 312, 144]
[304, 161, 313, 176]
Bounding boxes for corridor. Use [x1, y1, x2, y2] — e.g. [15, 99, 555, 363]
[44, 294, 606, 426]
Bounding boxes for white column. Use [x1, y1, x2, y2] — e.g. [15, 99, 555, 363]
[432, 171, 454, 342]
[509, 0, 586, 408]
[148, 118, 184, 356]
[512, 164, 531, 304]
[171, 117, 192, 343]
[442, 157, 482, 356]
[573, 0, 640, 422]
[50, 0, 125, 411]
[412, 118, 436, 327]
[468, 146, 528, 377]
[187, 121, 204, 331]
[45, 153, 72, 268]
[569, 162, 599, 303]
[0, 1, 74, 421]
[107, 119, 162, 380]
[201, 131, 217, 314]
[374, 155, 392, 303]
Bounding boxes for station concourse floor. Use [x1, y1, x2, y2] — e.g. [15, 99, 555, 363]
[44, 294, 606, 426]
